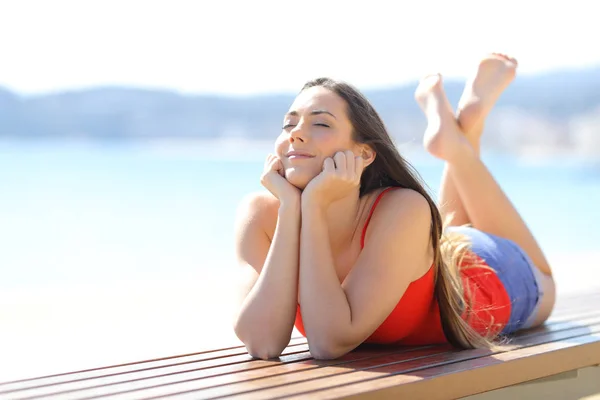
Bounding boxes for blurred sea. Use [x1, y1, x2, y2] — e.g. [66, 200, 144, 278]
[2, 139, 600, 381]
[1, 140, 600, 290]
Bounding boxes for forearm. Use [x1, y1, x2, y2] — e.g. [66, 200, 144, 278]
[234, 202, 301, 358]
[299, 203, 353, 352]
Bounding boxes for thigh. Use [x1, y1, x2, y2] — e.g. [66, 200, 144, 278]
[529, 271, 556, 327]
[446, 225, 541, 334]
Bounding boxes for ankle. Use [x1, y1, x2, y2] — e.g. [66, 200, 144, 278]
[446, 139, 478, 166]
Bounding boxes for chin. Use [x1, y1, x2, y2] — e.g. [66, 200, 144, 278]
[284, 168, 316, 190]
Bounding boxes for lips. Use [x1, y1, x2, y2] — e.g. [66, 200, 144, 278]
[286, 151, 315, 158]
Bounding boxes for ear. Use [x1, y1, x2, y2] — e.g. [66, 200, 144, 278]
[358, 145, 376, 168]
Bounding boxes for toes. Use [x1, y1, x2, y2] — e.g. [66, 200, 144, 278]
[425, 73, 442, 84]
[415, 74, 443, 100]
[489, 52, 518, 66]
[418, 73, 442, 86]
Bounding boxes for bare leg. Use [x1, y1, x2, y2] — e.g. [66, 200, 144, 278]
[456, 53, 518, 135]
[437, 123, 485, 227]
[416, 73, 555, 326]
[428, 54, 517, 228]
[437, 165, 469, 227]
[416, 74, 471, 227]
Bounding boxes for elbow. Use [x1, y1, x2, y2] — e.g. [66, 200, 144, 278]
[245, 342, 285, 360]
[308, 339, 348, 360]
[234, 322, 288, 360]
[304, 327, 355, 360]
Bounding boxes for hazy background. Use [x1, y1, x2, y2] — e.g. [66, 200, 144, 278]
[1, 0, 600, 381]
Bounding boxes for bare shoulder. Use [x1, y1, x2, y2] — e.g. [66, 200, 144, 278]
[235, 190, 280, 241]
[370, 187, 432, 227]
[362, 187, 433, 278]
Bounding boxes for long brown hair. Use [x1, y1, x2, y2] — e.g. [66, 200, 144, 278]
[301, 77, 498, 349]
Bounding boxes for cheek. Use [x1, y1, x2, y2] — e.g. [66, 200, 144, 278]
[317, 128, 352, 151]
[274, 134, 287, 155]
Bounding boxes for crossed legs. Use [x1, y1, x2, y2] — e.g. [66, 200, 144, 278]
[415, 54, 555, 327]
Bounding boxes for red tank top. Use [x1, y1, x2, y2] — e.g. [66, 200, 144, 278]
[294, 187, 512, 344]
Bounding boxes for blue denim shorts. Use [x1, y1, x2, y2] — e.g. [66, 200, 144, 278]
[446, 226, 544, 334]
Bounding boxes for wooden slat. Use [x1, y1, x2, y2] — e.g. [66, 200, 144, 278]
[316, 333, 600, 400]
[4, 291, 598, 400]
[0, 336, 306, 393]
[21, 312, 598, 400]
[56, 347, 447, 400]
[13, 311, 600, 400]
[141, 321, 600, 400]
[0, 340, 309, 395]
[6, 344, 444, 400]
[0, 344, 311, 398]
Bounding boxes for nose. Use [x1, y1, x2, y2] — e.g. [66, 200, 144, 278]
[289, 124, 307, 143]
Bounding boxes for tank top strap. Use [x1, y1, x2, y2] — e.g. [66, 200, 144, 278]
[360, 187, 398, 249]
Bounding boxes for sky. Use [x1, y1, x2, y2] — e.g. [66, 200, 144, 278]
[1, 0, 599, 96]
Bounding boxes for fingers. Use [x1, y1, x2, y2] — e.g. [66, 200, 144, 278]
[354, 154, 364, 177]
[345, 150, 355, 173]
[325, 151, 363, 181]
[265, 154, 276, 168]
[333, 151, 347, 175]
[323, 157, 336, 174]
[265, 154, 284, 176]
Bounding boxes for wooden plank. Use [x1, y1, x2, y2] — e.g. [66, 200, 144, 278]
[318, 333, 600, 400]
[208, 326, 600, 400]
[41, 317, 600, 400]
[245, 328, 600, 400]
[0, 343, 310, 396]
[6, 345, 443, 400]
[462, 365, 600, 400]
[5, 304, 600, 395]
[5, 291, 598, 400]
[11, 311, 593, 400]
[6, 290, 596, 387]
[16, 313, 600, 400]
[50, 348, 448, 400]
[0, 337, 309, 388]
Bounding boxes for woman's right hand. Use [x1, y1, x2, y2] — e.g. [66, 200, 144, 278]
[260, 154, 301, 206]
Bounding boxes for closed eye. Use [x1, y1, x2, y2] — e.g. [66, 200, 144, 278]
[281, 123, 330, 129]
[282, 123, 329, 129]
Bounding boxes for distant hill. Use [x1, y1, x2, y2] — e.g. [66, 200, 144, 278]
[1, 66, 600, 156]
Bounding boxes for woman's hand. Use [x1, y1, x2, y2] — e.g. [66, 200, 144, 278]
[302, 150, 364, 210]
[260, 154, 301, 206]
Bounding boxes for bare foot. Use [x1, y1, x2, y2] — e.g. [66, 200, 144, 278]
[456, 53, 518, 137]
[415, 74, 473, 162]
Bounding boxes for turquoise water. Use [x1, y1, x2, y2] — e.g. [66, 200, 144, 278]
[1, 141, 599, 289]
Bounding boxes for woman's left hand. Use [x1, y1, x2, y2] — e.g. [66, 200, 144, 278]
[302, 150, 364, 209]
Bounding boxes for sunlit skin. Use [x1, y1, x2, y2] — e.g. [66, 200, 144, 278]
[234, 55, 555, 360]
[234, 84, 433, 360]
[267, 86, 382, 255]
[275, 86, 369, 191]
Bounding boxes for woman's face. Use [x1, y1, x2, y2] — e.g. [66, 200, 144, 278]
[275, 86, 359, 190]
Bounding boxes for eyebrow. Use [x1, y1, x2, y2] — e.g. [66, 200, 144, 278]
[285, 110, 337, 119]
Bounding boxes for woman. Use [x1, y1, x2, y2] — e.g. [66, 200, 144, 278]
[232, 53, 556, 360]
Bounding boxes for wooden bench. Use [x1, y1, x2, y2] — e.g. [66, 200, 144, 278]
[2, 290, 599, 400]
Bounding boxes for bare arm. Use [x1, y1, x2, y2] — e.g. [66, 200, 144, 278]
[232, 193, 301, 359]
[299, 189, 432, 359]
